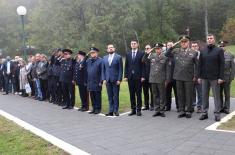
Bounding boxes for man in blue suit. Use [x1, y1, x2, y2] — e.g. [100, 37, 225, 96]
[102, 44, 123, 116]
[124, 40, 145, 116]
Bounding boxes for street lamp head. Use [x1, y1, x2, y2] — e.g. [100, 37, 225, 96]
[17, 6, 27, 16]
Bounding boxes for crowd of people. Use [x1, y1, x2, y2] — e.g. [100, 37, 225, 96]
[0, 34, 234, 122]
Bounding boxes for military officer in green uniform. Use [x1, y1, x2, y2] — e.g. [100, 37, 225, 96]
[165, 36, 198, 118]
[142, 43, 171, 117]
[219, 41, 235, 114]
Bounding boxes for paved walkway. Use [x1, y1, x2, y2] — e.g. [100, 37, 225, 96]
[1, 93, 235, 155]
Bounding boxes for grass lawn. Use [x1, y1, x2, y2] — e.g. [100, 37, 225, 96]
[217, 115, 235, 131]
[0, 116, 68, 155]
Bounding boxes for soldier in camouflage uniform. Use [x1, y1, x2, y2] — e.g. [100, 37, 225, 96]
[142, 43, 171, 117]
[219, 41, 235, 114]
[165, 36, 198, 118]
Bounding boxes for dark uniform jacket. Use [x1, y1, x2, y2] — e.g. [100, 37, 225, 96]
[86, 57, 102, 91]
[73, 58, 87, 85]
[165, 47, 198, 81]
[143, 52, 171, 83]
[224, 51, 235, 82]
[59, 58, 75, 83]
[199, 45, 224, 80]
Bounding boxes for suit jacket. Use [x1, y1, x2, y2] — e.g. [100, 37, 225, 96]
[102, 53, 123, 82]
[2, 60, 14, 76]
[124, 50, 145, 80]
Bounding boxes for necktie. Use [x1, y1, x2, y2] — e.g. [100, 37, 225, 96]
[132, 52, 136, 60]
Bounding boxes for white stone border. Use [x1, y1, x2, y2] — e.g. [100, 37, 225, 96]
[205, 110, 235, 133]
[0, 109, 91, 155]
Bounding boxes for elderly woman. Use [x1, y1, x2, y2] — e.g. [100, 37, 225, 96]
[19, 59, 28, 97]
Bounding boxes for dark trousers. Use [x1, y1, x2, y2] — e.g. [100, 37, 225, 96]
[61, 82, 75, 107]
[90, 91, 101, 112]
[78, 84, 89, 110]
[54, 77, 63, 103]
[4, 74, 12, 94]
[165, 80, 178, 110]
[0, 75, 5, 91]
[106, 81, 120, 113]
[12, 75, 19, 93]
[151, 83, 166, 113]
[48, 77, 56, 101]
[128, 78, 142, 112]
[202, 79, 221, 116]
[27, 77, 35, 97]
[40, 79, 48, 100]
[176, 80, 194, 113]
[142, 80, 153, 108]
[220, 81, 231, 111]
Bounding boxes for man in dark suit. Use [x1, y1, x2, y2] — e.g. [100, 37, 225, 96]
[124, 40, 145, 116]
[73, 51, 89, 112]
[102, 44, 123, 116]
[2, 56, 14, 95]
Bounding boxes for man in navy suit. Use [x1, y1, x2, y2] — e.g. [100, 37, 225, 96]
[2, 56, 14, 95]
[102, 44, 123, 116]
[124, 40, 145, 116]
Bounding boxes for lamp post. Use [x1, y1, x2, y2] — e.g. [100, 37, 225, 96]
[16, 6, 27, 60]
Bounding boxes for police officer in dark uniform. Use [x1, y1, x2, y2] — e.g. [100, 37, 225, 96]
[165, 36, 198, 118]
[73, 51, 89, 112]
[58, 49, 75, 109]
[52, 49, 63, 105]
[47, 55, 55, 103]
[219, 41, 235, 114]
[86, 47, 103, 114]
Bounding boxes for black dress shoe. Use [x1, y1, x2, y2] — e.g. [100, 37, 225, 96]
[178, 113, 186, 118]
[223, 109, 230, 114]
[150, 107, 154, 111]
[105, 112, 114, 116]
[160, 113, 166, 117]
[3, 93, 8, 95]
[128, 111, 136, 116]
[137, 111, 142, 116]
[89, 111, 95, 114]
[94, 110, 100, 114]
[153, 112, 161, 117]
[215, 115, 221, 122]
[62, 106, 69, 109]
[199, 114, 208, 120]
[114, 112, 119, 116]
[81, 108, 88, 112]
[185, 113, 192, 118]
[67, 106, 73, 109]
[142, 107, 149, 110]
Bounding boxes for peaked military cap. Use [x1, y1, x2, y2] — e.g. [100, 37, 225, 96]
[62, 49, 73, 54]
[179, 35, 190, 41]
[90, 47, 99, 52]
[77, 50, 86, 56]
[154, 43, 164, 48]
